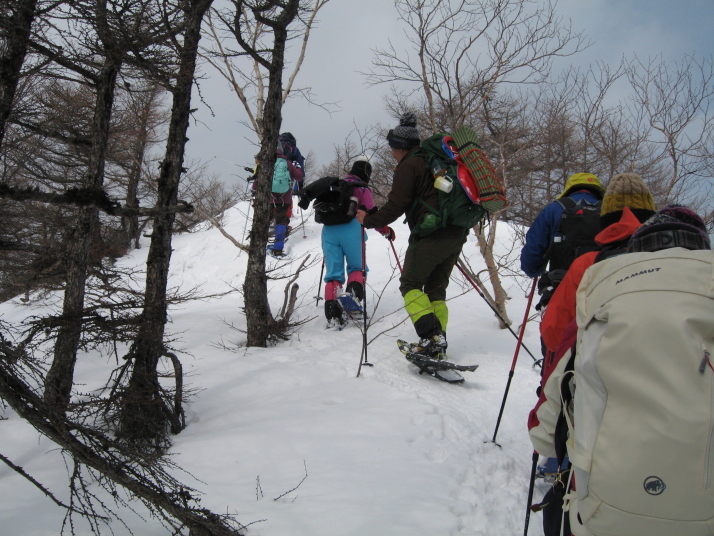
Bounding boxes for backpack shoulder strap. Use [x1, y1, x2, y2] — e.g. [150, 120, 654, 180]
[405, 146, 431, 164]
[555, 197, 576, 211]
[542, 198, 575, 264]
[401, 148, 436, 221]
[342, 178, 368, 190]
[554, 349, 575, 469]
[556, 196, 600, 211]
[593, 238, 629, 264]
[338, 179, 370, 204]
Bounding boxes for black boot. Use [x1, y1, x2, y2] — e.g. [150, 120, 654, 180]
[325, 299, 344, 326]
[345, 281, 364, 302]
[415, 330, 448, 358]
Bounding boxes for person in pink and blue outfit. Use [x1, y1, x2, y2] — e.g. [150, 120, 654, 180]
[321, 160, 394, 326]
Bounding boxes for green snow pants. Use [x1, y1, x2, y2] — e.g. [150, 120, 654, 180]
[399, 230, 466, 339]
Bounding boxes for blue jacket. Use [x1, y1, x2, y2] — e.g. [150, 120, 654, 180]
[520, 190, 601, 278]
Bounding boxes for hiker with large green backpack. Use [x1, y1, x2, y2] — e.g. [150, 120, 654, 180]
[357, 112, 504, 358]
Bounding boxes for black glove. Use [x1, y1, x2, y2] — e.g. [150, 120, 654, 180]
[297, 194, 311, 210]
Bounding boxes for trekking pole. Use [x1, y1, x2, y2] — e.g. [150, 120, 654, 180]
[299, 204, 306, 238]
[524, 450, 539, 535]
[455, 260, 540, 366]
[389, 239, 403, 273]
[315, 260, 325, 307]
[487, 277, 538, 447]
[357, 226, 373, 376]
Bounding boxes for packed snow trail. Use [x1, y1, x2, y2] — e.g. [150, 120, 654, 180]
[0, 202, 548, 535]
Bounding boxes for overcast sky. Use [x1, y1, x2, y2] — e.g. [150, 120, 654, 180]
[185, 0, 714, 187]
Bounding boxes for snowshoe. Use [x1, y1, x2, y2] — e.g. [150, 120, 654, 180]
[397, 339, 479, 384]
[337, 292, 364, 321]
[266, 244, 288, 258]
[326, 317, 345, 331]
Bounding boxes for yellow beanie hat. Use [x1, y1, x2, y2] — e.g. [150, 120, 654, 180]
[557, 173, 605, 199]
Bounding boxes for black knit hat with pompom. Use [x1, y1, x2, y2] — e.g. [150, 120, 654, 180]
[387, 112, 420, 150]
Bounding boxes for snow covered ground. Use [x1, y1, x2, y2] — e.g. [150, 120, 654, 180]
[0, 201, 549, 535]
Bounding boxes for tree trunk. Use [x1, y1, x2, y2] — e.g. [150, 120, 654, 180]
[124, 158, 142, 249]
[0, 0, 38, 150]
[123, 84, 163, 249]
[243, 162, 273, 346]
[124, 121, 149, 251]
[119, 0, 213, 445]
[242, 2, 299, 347]
[474, 218, 511, 328]
[45, 57, 120, 412]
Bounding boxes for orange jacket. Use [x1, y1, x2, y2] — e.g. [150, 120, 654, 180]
[540, 207, 643, 351]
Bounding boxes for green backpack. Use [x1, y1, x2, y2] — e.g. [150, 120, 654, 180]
[271, 157, 291, 194]
[408, 131, 489, 239]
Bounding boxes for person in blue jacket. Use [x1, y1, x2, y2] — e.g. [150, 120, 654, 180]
[521, 171, 605, 480]
[520, 172, 605, 280]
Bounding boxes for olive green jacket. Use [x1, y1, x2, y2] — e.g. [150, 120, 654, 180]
[364, 148, 465, 240]
[362, 147, 437, 231]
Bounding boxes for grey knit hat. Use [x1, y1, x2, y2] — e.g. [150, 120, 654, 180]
[386, 112, 420, 150]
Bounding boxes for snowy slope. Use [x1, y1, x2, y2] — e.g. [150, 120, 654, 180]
[0, 201, 549, 536]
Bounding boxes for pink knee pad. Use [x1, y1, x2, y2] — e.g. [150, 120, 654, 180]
[324, 280, 342, 301]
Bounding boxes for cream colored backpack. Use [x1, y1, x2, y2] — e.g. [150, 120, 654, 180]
[567, 248, 714, 536]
